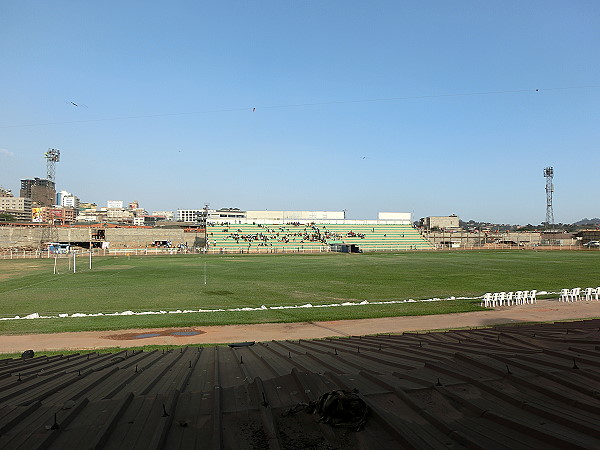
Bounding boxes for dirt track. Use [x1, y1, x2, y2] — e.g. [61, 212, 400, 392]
[1, 299, 600, 354]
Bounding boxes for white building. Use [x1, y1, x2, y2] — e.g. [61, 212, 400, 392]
[177, 209, 204, 222]
[152, 211, 174, 221]
[245, 210, 345, 221]
[57, 190, 80, 209]
[107, 200, 124, 209]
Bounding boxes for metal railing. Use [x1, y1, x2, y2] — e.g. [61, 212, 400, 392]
[0, 244, 597, 260]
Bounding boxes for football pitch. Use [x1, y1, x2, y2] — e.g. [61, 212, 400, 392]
[0, 250, 598, 335]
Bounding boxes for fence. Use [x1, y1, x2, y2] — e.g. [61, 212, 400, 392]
[0, 247, 195, 260]
[1, 244, 598, 260]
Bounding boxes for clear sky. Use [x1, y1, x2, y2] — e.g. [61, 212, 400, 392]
[1, 1, 598, 224]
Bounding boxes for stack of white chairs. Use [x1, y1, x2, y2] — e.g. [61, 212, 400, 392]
[514, 291, 524, 305]
[481, 289, 537, 308]
[560, 287, 599, 302]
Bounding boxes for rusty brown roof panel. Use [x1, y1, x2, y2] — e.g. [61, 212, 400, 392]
[3, 319, 600, 448]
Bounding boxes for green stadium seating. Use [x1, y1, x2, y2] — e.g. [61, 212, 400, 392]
[206, 223, 434, 252]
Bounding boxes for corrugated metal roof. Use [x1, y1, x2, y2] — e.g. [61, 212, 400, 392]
[2, 319, 600, 449]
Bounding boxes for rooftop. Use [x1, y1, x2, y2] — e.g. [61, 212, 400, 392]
[1, 319, 600, 448]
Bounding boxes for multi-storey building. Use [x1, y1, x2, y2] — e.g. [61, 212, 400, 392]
[0, 187, 13, 197]
[20, 178, 56, 207]
[177, 209, 204, 223]
[107, 200, 124, 209]
[0, 196, 32, 222]
[152, 211, 174, 221]
[32, 206, 76, 224]
[57, 190, 80, 209]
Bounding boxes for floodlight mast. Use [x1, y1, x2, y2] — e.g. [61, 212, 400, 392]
[45, 149, 60, 181]
[544, 167, 554, 230]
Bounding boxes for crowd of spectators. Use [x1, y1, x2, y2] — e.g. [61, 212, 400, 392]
[207, 224, 369, 247]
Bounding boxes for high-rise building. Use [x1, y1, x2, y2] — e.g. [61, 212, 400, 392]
[20, 178, 56, 207]
[57, 190, 80, 209]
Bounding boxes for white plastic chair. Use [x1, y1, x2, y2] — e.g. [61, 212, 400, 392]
[505, 291, 514, 305]
[491, 292, 499, 307]
[482, 292, 492, 307]
[514, 291, 523, 305]
[559, 289, 569, 302]
[595, 288, 600, 301]
[584, 288, 594, 301]
[498, 292, 506, 306]
[570, 287, 581, 302]
[529, 290, 537, 304]
[522, 290, 530, 304]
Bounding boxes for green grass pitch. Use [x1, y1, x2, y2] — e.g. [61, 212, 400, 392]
[0, 250, 598, 334]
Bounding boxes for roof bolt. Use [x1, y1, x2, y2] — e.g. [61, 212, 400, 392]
[379, 344, 382, 351]
[497, 335, 500, 342]
[240, 356, 244, 364]
[18, 373, 22, 382]
[162, 404, 169, 417]
[135, 365, 138, 373]
[78, 369, 81, 376]
[419, 341, 422, 348]
[357, 346, 360, 353]
[288, 352, 291, 359]
[50, 412, 60, 430]
[436, 378, 442, 386]
[189, 360, 192, 368]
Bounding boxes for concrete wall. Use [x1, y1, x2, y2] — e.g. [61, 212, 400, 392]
[0, 226, 206, 250]
[424, 231, 544, 247]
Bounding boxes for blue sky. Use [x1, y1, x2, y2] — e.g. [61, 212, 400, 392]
[1, 1, 598, 224]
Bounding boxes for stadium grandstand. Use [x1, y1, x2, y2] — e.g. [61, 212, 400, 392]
[205, 210, 434, 252]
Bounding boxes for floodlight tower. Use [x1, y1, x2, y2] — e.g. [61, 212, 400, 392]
[44, 148, 60, 181]
[543, 167, 554, 230]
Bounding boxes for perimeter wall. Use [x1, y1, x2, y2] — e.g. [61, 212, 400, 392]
[0, 226, 205, 249]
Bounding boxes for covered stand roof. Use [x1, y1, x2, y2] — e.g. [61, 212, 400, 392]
[1, 319, 600, 448]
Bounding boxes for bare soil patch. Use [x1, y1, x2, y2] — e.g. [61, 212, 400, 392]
[107, 327, 205, 340]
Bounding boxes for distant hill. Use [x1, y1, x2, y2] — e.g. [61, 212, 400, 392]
[572, 218, 600, 226]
